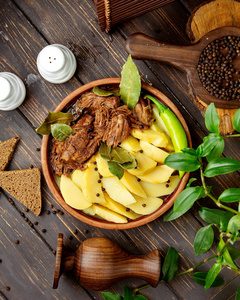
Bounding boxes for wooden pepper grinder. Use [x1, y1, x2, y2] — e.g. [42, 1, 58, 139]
[53, 233, 161, 291]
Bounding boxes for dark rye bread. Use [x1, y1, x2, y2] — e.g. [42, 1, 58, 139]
[0, 137, 20, 171]
[0, 168, 42, 216]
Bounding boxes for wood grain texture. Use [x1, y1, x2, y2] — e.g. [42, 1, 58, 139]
[0, 0, 239, 299]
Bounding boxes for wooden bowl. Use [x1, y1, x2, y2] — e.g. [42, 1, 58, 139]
[41, 78, 191, 229]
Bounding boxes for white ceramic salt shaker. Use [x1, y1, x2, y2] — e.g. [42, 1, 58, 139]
[0, 72, 26, 111]
[37, 44, 77, 84]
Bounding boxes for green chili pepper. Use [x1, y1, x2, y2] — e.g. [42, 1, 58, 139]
[144, 95, 188, 178]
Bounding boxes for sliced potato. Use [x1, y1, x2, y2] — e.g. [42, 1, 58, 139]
[152, 104, 170, 137]
[119, 135, 141, 153]
[140, 175, 180, 197]
[82, 206, 96, 216]
[120, 170, 147, 198]
[150, 122, 174, 152]
[96, 152, 113, 177]
[71, 169, 85, 189]
[60, 175, 91, 210]
[92, 204, 128, 223]
[138, 165, 175, 184]
[127, 194, 163, 215]
[80, 161, 106, 204]
[128, 152, 157, 176]
[102, 193, 139, 219]
[140, 140, 169, 163]
[131, 128, 168, 148]
[102, 177, 136, 206]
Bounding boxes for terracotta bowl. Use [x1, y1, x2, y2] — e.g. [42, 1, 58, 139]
[41, 78, 191, 229]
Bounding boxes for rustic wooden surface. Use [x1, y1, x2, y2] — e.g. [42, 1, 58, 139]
[0, 0, 239, 299]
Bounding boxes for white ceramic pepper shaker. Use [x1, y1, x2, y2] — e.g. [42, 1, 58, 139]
[0, 72, 26, 111]
[37, 44, 77, 84]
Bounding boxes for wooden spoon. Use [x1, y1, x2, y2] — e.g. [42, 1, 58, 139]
[125, 27, 240, 111]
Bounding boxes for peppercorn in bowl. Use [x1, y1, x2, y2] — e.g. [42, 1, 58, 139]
[40, 77, 191, 229]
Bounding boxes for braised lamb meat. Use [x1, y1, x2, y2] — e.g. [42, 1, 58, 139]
[50, 90, 153, 176]
[102, 105, 131, 148]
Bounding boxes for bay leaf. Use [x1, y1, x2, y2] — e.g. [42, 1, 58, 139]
[93, 86, 120, 97]
[99, 143, 112, 161]
[36, 111, 73, 135]
[107, 161, 124, 179]
[110, 147, 134, 164]
[119, 55, 141, 110]
[51, 124, 73, 141]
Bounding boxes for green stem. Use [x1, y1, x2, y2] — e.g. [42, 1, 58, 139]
[224, 134, 240, 138]
[133, 284, 151, 295]
[200, 165, 240, 215]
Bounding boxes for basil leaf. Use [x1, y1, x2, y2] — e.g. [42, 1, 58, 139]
[181, 148, 197, 156]
[233, 108, 240, 132]
[220, 211, 235, 231]
[219, 188, 240, 202]
[217, 238, 238, 269]
[199, 207, 225, 224]
[194, 225, 214, 256]
[196, 134, 222, 158]
[173, 187, 205, 213]
[134, 295, 148, 300]
[107, 161, 124, 179]
[164, 153, 201, 172]
[124, 286, 134, 300]
[186, 178, 197, 188]
[236, 287, 240, 300]
[93, 86, 120, 97]
[191, 272, 225, 287]
[120, 55, 141, 110]
[102, 292, 123, 300]
[51, 124, 73, 141]
[163, 208, 187, 221]
[227, 246, 240, 261]
[227, 215, 240, 232]
[36, 111, 73, 135]
[204, 158, 240, 177]
[206, 137, 224, 162]
[99, 143, 112, 161]
[205, 103, 220, 134]
[162, 247, 179, 282]
[204, 263, 222, 290]
[110, 147, 134, 164]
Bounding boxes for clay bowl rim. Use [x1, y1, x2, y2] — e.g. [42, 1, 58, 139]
[41, 78, 192, 230]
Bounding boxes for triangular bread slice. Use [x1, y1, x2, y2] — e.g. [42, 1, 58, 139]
[0, 168, 42, 216]
[0, 137, 20, 171]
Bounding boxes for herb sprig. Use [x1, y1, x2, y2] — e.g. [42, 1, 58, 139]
[102, 104, 240, 300]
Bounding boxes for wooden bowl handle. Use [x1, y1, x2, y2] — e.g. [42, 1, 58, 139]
[125, 33, 200, 72]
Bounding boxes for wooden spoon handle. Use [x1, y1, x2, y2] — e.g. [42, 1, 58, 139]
[125, 33, 200, 72]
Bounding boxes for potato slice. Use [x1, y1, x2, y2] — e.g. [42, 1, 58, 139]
[78, 161, 106, 204]
[92, 204, 128, 223]
[82, 206, 96, 216]
[71, 169, 84, 189]
[138, 165, 175, 184]
[102, 177, 136, 206]
[102, 193, 139, 219]
[128, 152, 157, 176]
[120, 170, 147, 198]
[95, 152, 113, 177]
[127, 194, 163, 215]
[131, 128, 168, 148]
[152, 104, 171, 137]
[119, 135, 141, 153]
[140, 140, 169, 163]
[60, 175, 91, 210]
[150, 122, 174, 152]
[140, 175, 180, 197]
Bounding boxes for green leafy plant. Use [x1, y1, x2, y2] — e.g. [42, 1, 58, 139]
[102, 104, 240, 300]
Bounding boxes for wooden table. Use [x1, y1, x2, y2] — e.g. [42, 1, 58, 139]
[0, 0, 239, 299]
